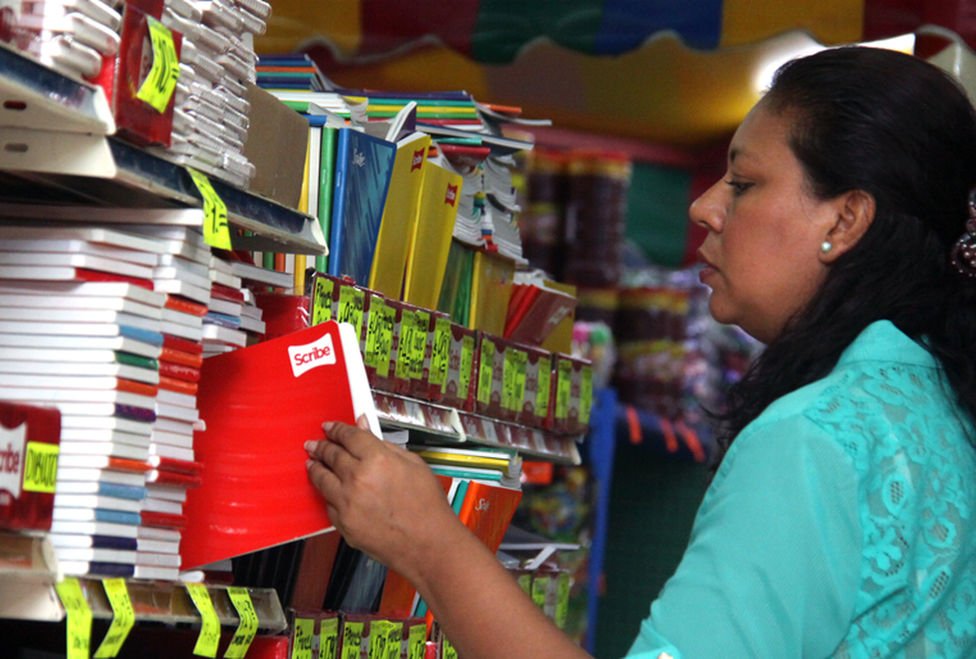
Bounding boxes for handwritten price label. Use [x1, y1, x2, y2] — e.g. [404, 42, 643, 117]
[394, 310, 417, 381]
[319, 617, 339, 659]
[23, 441, 58, 493]
[337, 286, 365, 337]
[291, 618, 314, 659]
[430, 317, 451, 389]
[224, 587, 258, 658]
[409, 310, 429, 380]
[536, 361, 552, 420]
[94, 578, 135, 658]
[556, 359, 572, 421]
[340, 621, 364, 659]
[186, 583, 220, 658]
[137, 17, 180, 112]
[56, 577, 92, 659]
[441, 636, 458, 659]
[188, 169, 231, 250]
[580, 364, 593, 425]
[406, 623, 426, 659]
[312, 277, 335, 324]
[459, 334, 475, 400]
[477, 338, 495, 406]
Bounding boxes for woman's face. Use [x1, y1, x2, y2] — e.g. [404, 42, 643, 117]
[691, 103, 836, 344]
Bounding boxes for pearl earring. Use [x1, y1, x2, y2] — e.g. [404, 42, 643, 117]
[820, 241, 833, 254]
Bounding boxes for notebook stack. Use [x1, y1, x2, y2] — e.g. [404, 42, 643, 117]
[155, 0, 271, 188]
[0, 224, 167, 578]
[203, 253, 248, 356]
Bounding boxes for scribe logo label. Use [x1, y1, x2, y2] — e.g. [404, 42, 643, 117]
[411, 148, 425, 171]
[444, 184, 458, 207]
[288, 332, 337, 377]
[0, 423, 26, 499]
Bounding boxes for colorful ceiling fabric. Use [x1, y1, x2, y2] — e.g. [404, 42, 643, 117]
[256, 0, 964, 147]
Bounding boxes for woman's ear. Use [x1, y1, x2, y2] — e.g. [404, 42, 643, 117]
[820, 189, 876, 262]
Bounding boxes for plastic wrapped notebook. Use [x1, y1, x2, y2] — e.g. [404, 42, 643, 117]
[180, 320, 380, 569]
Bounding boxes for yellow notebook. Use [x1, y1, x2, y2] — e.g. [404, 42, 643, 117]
[402, 160, 462, 308]
[468, 250, 516, 335]
[368, 131, 431, 298]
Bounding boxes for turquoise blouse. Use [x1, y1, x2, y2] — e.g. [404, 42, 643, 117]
[626, 321, 976, 658]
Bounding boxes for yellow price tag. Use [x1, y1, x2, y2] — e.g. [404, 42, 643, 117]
[441, 636, 458, 659]
[94, 578, 135, 658]
[556, 359, 572, 421]
[429, 317, 451, 388]
[517, 573, 532, 595]
[186, 583, 221, 658]
[374, 302, 395, 378]
[224, 587, 259, 659]
[337, 286, 365, 338]
[187, 169, 232, 250]
[406, 623, 426, 659]
[290, 618, 314, 659]
[137, 17, 180, 112]
[458, 334, 475, 400]
[394, 310, 417, 381]
[477, 339, 495, 406]
[383, 621, 402, 659]
[319, 617, 339, 659]
[513, 350, 527, 413]
[536, 360, 552, 420]
[341, 620, 364, 659]
[580, 364, 593, 426]
[312, 277, 335, 324]
[410, 311, 429, 381]
[56, 577, 92, 659]
[555, 572, 571, 630]
[531, 575, 550, 610]
[23, 441, 58, 493]
[367, 620, 390, 658]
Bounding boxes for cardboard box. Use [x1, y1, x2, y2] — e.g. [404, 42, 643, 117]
[242, 82, 307, 209]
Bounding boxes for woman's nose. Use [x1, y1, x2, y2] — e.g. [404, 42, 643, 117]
[689, 179, 725, 233]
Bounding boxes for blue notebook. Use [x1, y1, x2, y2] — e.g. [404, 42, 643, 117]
[327, 128, 397, 285]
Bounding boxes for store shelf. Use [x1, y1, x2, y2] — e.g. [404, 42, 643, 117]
[374, 391, 583, 465]
[0, 43, 325, 254]
[0, 533, 287, 630]
[0, 42, 115, 135]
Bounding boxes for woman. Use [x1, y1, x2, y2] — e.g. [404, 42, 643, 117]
[306, 47, 976, 657]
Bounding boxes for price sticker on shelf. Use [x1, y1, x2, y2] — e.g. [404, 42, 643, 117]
[312, 277, 335, 324]
[367, 620, 391, 658]
[224, 587, 259, 658]
[383, 621, 402, 659]
[394, 309, 417, 381]
[319, 617, 339, 659]
[555, 572, 571, 630]
[580, 364, 593, 426]
[56, 577, 92, 659]
[188, 168, 232, 250]
[502, 350, 517, 412]
[459, 334, 475, 400]
[429, 317, 451, 389]
[186, 583, 220, 658]
[406, 623, 426, 659]
[94, 578, 135, 658]
[137, 17, 180, 112]
[536, 361, 552, 421]
[290, 617, 314, 659]
[337, 286, 365, 337]
[441, 636, 458, 659]
[340, 620, 364, 659]
[556, 359, 572, 421]
[374, 302, 395, 379]
[477, 339, 495, 406]
[409, 310, 429, 381]
[23, 440, 58, 493]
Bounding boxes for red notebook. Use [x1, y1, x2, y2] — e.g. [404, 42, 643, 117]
[180, 321, 380, 569]
[0, 401, 61, 532]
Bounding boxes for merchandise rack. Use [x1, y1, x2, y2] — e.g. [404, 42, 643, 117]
[373, 391, 583, 465]
[0, 532, 287, 629]
[0, 44, 325, 254]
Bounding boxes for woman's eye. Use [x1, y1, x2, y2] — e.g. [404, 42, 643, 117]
[724, 179, 752, 196]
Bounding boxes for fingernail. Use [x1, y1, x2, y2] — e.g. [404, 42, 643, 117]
[356, 414, 370, 430]
[305, 459, 315, 470]
[322, 421, 335, 433]
[304, 440, 317, 453]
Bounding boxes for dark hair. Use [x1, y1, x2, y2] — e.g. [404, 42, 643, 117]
[717, 46, 976, 450]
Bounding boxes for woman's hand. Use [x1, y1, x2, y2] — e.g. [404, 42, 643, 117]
[305, 418, 460, 582]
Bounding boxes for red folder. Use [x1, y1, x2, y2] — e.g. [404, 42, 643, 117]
[180, 321, 380, 569]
